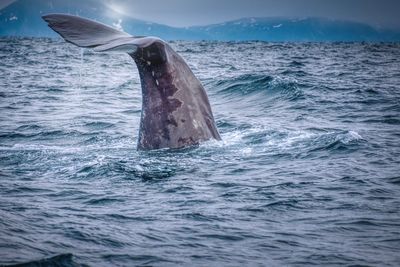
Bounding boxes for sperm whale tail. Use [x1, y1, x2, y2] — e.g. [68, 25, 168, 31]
[42, 13, 159, 53]
[43, 13, 221, 150]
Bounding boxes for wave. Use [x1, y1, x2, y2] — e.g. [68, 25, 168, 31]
[193, 124, 366, 163]
[307, 130, 365, 153]
[0, 129, 85, 140]
[213, 74, 304, 101]
[4, 253, 87, 267]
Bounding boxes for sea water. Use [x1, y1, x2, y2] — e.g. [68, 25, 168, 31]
[1, 38, 400, 266]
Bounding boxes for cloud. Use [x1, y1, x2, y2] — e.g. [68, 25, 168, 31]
[103, 0, 400, 28]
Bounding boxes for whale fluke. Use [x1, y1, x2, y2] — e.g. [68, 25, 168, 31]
[42, 14, 130, 47]
[43, 14, 221, 150]
[42, 14, 164, 58]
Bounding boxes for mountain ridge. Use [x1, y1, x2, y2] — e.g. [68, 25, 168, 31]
[1, 0, 399, 41]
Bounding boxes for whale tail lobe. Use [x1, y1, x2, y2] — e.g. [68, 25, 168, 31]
[43, 13, 221, 150]
[42, 14, 158, 53]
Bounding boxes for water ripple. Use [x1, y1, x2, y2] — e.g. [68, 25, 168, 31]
[1, 38, 400, 266]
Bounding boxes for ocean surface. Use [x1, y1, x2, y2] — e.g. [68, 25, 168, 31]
[1, 38, 400, 266]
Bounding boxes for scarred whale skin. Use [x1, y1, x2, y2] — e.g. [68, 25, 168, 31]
[42, 14, 221, 150]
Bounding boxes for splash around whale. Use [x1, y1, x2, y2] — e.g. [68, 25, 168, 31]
[42, 14, 221, 150]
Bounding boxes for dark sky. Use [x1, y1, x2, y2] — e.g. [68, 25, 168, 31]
[2, 0, 400, 28]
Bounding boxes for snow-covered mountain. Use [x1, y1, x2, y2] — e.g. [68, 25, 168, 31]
[0, 0, 204, 39]
[1, 0, 399, 41]
[190, 17, 400, 41]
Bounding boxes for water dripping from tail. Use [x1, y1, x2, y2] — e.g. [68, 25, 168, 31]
[78, 48, 84, 90]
